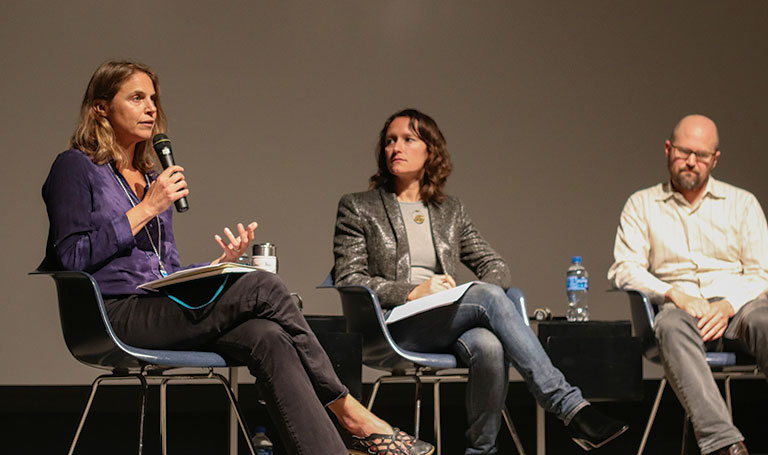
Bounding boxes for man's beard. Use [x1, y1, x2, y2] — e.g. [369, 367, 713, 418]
[673, 169, 701, 191]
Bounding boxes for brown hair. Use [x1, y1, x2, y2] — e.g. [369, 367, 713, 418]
[369, 108, 452, 204]
[70, 60, 167, 172]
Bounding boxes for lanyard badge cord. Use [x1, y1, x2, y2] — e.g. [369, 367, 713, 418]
[110, 163, 225, 309]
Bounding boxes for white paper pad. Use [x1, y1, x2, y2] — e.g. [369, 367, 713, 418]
[385, 281, 478, 324]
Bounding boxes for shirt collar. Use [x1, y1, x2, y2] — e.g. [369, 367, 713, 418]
[657, 176, 726, 204]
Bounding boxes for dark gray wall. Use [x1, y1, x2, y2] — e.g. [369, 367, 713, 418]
[2, 1, 766, 384]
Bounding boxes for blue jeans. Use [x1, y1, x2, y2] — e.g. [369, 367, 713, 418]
[389, 283, 587, 455]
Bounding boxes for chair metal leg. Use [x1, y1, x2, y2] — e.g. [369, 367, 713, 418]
[502, 405, 526, 455]
[160, 372, 256, 455]
[433, 379, 442, 455]
[69, 370, 260, 455]
[637, 377, 667, 455]
[536, 404, 545, 455]
[68, 375, 107, 455]
[367, 377, 384, 410]
[363, 373, 536, 452]
[680, 414, 691, 455]
[160, 378, 169, 455]
[137, 374, 148, 455]
[229, 367, 239, 455]
[413, 376, 422, 440]
[212, 372, 257, 455]
[69, 374, 146, 455]
[724, 376, 733, 416]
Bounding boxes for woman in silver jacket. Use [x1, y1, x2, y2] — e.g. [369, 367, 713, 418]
[333, 109, 628, 454]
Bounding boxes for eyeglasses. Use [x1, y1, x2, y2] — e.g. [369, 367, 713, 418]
[670, 143, 717, 163]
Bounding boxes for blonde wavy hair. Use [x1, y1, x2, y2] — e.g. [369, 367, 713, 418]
[70, 60, 167, 172]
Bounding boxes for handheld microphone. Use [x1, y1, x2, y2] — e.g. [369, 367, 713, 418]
[152, 133, 189, 212]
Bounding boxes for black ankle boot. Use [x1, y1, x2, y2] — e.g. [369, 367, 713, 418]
[566, 405, 628, 451]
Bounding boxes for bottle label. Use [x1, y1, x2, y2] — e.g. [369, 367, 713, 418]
[566, 276, 589, 291]
[252, 256, 277, 274]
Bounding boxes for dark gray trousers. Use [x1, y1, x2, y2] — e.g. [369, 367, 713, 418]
[654, 297, 768, 454]
[105, 271, 349, 455]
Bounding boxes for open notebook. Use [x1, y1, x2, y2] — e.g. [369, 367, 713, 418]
[385, 281, 479, 324]
[138, 262, 259, 291]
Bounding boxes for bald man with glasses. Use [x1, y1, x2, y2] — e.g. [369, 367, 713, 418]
[608, 115, 768, 455]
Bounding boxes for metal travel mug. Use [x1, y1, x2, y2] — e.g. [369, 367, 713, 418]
[252, 243, 278, 273]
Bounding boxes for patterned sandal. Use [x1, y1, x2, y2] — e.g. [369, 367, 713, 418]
[393, 428, 415, 445]
[345, 427, 434, 455]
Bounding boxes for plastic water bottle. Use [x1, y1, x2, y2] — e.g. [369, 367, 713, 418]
[252, 426, 273, 455]
[566, 256, 589, 322]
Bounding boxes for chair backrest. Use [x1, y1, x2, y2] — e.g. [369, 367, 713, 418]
[321, 274, 460, 371]
[623, 289, 660, 362]
[338, 284, 431, 371]
[33, 270, 232, 370]
[32, 270, 145, 371]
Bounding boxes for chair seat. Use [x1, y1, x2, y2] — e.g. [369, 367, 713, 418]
[123, 346, 232, 368]
[383, 348, 458, 370]
[705, 352, 736, 367]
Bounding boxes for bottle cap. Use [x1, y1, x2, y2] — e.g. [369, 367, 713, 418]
[254, 425, 267, 433]
[253, 243, 276, 257]
[571, 256, 582, 264]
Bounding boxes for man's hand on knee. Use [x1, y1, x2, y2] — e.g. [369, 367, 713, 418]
[698, 300, 735, 342]
[665, 288, 710, 318]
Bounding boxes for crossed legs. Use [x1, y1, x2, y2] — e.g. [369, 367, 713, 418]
[107, 271, 395, 455]
[390, 283, 587, 454]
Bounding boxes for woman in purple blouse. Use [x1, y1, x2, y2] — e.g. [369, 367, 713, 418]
[42, 60, 433, 455]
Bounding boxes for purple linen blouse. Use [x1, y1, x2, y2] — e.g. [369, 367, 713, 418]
[42, 149, 205, 295]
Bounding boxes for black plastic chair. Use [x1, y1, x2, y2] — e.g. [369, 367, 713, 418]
[621, 289, 761, 455]
[320, 276, 528, 455]
[31, 269, 256, 455]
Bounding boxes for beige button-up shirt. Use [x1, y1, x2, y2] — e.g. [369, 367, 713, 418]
[608, 177, 768, 311]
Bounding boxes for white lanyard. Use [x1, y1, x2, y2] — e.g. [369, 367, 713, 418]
[109, 162, 168, 277]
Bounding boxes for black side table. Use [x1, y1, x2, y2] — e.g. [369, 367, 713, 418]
[536, 319, 642, 401]
[306, 315, 363, 400]
[533, 319, 642, 455]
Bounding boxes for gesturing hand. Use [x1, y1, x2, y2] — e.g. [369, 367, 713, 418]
[407, 274, 457, 301]
[698, 299, 735, 342]
[211, 222, 258, 265]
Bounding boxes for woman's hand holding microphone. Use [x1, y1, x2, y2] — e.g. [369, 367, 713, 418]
[127, 165, 189, 236]
[142, 165, 188, 215]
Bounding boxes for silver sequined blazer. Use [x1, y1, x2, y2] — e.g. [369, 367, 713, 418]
[333, 188, 512, 309]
